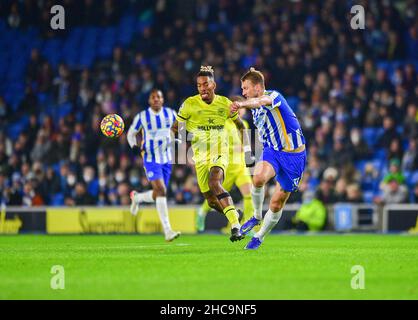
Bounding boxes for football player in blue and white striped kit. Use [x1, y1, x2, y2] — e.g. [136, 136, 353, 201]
[230, 68, 307, 250]
[127, 89, 180, 242]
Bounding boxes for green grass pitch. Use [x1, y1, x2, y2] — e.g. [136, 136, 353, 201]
[0, 234, 417, 299]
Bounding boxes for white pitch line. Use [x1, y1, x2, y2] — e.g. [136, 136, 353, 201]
[73, 243, 192, 250]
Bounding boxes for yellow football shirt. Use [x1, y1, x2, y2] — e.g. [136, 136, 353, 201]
[176, 94, 238, 164]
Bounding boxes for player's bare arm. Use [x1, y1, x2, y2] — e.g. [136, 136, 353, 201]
[171, 119, 179, 135]
[230, 95, 272, 113]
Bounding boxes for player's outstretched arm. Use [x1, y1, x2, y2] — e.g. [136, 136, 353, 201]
[230, 95, 272, 113]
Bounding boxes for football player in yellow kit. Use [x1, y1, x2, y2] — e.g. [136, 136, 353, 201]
[196, 104, 255, 234]
[171, 66, 250, 242]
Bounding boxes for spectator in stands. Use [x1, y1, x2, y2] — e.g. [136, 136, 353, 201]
[350, 128, 372, 161]
[404, 103, 418, 139]
[382, 158, 406, 186]
[0, 172, 7, 200]
[387, 138, 404, 162]
[292, 190, 327, 232]
[25, 115, 39, 150]
[26, 49, 44, 84]
[0, 97, 10, 127]
[102, 0, 119, 26]
[316, 167, 338, 204]
[7, 3, 21, 28]
[72, 182, 96, 206]
[412, 183, 418, 203]
[377, 117, 400, 150]
[4, 173, 22, 205]
[328, 138, 353, 169]
[22, 180, 44, 206]
[38, 62, 54, 93]
[53, 64, 73, 105]
[346, 183, 363, 203]
[379, 177, 409, 204]
[17, 86, 38, 117]
[402, 138, 418, 172]
[361, 163, 379, 191]
[335, 178, 348, 202]
[43, 167, 61, 195]
[30, 130, 52, 163]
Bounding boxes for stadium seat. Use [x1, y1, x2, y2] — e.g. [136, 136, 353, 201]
[373, 148, 386, 161]
[50, 193, 64, 206]
[363, 190, 374, 204]
[57, 102, 73, 120]
[87, 180, 100, 197]
[408, 171, 418, 187]
[362, 127, 380, 148]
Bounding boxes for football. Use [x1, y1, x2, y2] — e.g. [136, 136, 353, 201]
[100, 114, 125, 138]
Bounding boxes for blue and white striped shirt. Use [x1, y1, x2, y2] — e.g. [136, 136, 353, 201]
[251, 90, 305, 152]
[129, 107, 176, 164]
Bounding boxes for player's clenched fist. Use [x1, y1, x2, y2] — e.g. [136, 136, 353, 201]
[230, 101, 242, 114]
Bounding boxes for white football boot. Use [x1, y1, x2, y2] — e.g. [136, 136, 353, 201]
[165, 230, 181, 242]
[129, 191, 139, 216]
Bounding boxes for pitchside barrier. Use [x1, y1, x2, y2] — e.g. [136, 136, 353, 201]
[0, 204, 417, 235]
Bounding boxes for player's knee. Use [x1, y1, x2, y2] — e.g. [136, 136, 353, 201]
[253, 174, 266, 188]
[207, 198, 218, 210]
[269, 201, 284, 213]
[153, 185, 167, 197]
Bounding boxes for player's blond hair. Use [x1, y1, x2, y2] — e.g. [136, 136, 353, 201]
[241, 67, 265, 87]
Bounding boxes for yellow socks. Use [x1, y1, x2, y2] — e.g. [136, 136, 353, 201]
[223, 205, 240, 228]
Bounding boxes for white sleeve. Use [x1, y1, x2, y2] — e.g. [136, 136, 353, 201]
[266, 91, 282, 110]
[127, 114, 142, 148]
[171, 109, 177, 122]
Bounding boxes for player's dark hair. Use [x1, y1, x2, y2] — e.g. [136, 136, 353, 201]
[197, 65, 215, 79]
[241, 67, 265, 87]
[150, 88, 163, 95]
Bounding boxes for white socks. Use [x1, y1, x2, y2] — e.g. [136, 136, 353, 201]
[156, 196, 172, 234]
[133, 191, 173, 235]
[251, 186, 265, 220]
[255, 209, 283, 241]
[134, 190, 154, 203]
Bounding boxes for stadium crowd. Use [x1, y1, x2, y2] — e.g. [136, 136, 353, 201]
[0, 0, 418, 208]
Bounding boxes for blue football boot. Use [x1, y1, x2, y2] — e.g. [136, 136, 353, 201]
[244, 237, 262, 250]
[240, 217, 261, 236]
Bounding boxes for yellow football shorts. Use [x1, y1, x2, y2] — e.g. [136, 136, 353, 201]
[195, 153, 229, 193]
[223, 162, 252, 191]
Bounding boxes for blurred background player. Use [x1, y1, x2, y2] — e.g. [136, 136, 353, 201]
[171, 66, 250, 242]
[196, 104, 255, 234]
[230, 68, 307, 250]
[127, 89, 180, 242]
